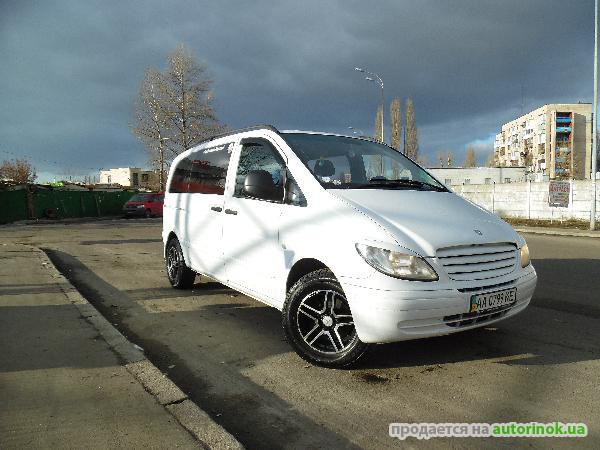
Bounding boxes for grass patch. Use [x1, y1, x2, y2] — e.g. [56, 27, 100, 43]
[503, 217, 591, 230]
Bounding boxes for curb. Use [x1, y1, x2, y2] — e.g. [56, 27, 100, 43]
[3, 216, 160, 226]
[33, 245, 243, 450]
[3, 216, 121, 226]
[514, 227, 600, 239]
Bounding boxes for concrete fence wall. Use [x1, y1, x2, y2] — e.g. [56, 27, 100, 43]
[452, 181, 600, 221]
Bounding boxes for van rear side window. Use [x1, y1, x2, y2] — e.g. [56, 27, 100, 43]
[169, 158, 192, 193]
[169, 143, 232, 194]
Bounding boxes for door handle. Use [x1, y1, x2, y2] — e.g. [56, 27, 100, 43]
[210, 206, 223, 212]
[224, 208, 238, 215]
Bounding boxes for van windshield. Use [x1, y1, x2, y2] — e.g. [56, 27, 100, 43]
[282, 133, 447, 191]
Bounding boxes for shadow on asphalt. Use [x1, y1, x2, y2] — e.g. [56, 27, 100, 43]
[43, 248, 361, 450]
[80, 238, 163, 245]
[124, 282, 239, 300]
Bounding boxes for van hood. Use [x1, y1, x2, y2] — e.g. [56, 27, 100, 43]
[331, 189, 520, 257]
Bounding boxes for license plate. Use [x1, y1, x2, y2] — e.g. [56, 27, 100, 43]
[469, 288, 516, 313]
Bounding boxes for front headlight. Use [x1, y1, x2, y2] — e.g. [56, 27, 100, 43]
[520, 242, 530, 267]
[355, 244, 438, 281]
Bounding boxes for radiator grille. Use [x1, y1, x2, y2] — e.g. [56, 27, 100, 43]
[436, 243, 518, 281]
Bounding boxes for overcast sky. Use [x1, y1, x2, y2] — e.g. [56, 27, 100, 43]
[1, 0, 595, 181]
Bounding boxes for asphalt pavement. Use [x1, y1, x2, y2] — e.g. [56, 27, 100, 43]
[1, 218, 598, 449]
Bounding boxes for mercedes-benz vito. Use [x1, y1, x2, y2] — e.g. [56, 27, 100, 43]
[162, 125, 537, 367]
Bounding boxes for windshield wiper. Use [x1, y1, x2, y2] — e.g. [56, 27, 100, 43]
[392, 179, 447, 192]
[354, 178, 447, 191]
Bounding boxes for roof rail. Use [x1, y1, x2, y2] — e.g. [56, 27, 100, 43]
[196, 124, 280, 147]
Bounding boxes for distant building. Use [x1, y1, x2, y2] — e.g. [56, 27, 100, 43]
[427, 166, 527, 186]
[98, 168, 158, 189]
[493, 103, 592, 180]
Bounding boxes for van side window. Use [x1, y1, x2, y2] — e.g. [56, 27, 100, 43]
[168, 143, 232, 194]
[188, 144, 232, 194]
[234, 141, 286, 201]
[168, 156, 192, 193]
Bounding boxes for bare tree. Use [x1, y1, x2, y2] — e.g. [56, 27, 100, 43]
[374, 105, 383, 142]
[405, 98, 418, 160]
[486, 152, 497, 167]
[463, 146, 477, 167]
[131, 45, 224, 190]
[160, 45, 224, 152]
[389, 99, 402, 177]
[447, 151, 454, 167]
[0, 159, 37, 183]
[132, 68, 170, 190]
[390, 98, 402, 151]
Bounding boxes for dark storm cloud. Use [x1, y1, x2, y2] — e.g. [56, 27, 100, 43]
[0, 0, 594, 178]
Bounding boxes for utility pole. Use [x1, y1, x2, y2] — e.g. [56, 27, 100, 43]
[592, 0, 598, 230]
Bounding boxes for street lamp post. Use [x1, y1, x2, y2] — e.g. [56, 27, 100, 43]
[592, 0, 598, 230]
[355, 67, 384, 143]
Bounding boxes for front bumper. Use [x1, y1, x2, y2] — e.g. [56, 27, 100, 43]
[342, 265, 537, 344]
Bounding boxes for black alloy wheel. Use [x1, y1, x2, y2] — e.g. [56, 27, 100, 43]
[282, 269, 369, 368]
[165, 237, 196, 289]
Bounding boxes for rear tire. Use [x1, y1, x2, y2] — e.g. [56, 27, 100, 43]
[165, 237, 196, 289]
[282, 269, 369, 368]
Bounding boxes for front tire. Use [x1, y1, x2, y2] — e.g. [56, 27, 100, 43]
[282, 269, 369, 368]
[165, 237, 196, 289]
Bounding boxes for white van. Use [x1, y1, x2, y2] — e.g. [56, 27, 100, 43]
[163, 125, 537, 367]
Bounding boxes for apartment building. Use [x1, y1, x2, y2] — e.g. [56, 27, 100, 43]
[493, 103, 592, 180]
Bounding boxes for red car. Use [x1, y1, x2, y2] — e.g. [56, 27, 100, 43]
[122, 192, 164, 218]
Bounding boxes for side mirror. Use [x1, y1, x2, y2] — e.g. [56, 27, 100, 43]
[244, 170, 280, 201]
